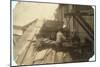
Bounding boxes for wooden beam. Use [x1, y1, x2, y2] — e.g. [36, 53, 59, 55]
[64, 12, 94, 16]
[73, 16, 94, 40]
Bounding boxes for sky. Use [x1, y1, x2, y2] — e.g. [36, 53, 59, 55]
[13, 1, 59, 27]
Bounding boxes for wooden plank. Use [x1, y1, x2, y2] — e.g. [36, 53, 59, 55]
[63, 52, 72, 62]
[14, 20, 37, 58]
[43, 50, 54, 63]
[21, 43, 34, 65]
[64, 13, 94, 16]
[40, 49, 55, 64]
[55, 51, 64, 63]
[33, 49, 49, 61]
[15, 19, 45, 65]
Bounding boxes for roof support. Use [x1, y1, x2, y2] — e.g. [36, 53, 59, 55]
[73, 16, 94, 40]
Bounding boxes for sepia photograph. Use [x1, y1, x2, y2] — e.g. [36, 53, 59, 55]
[12, 1, 95, 66]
